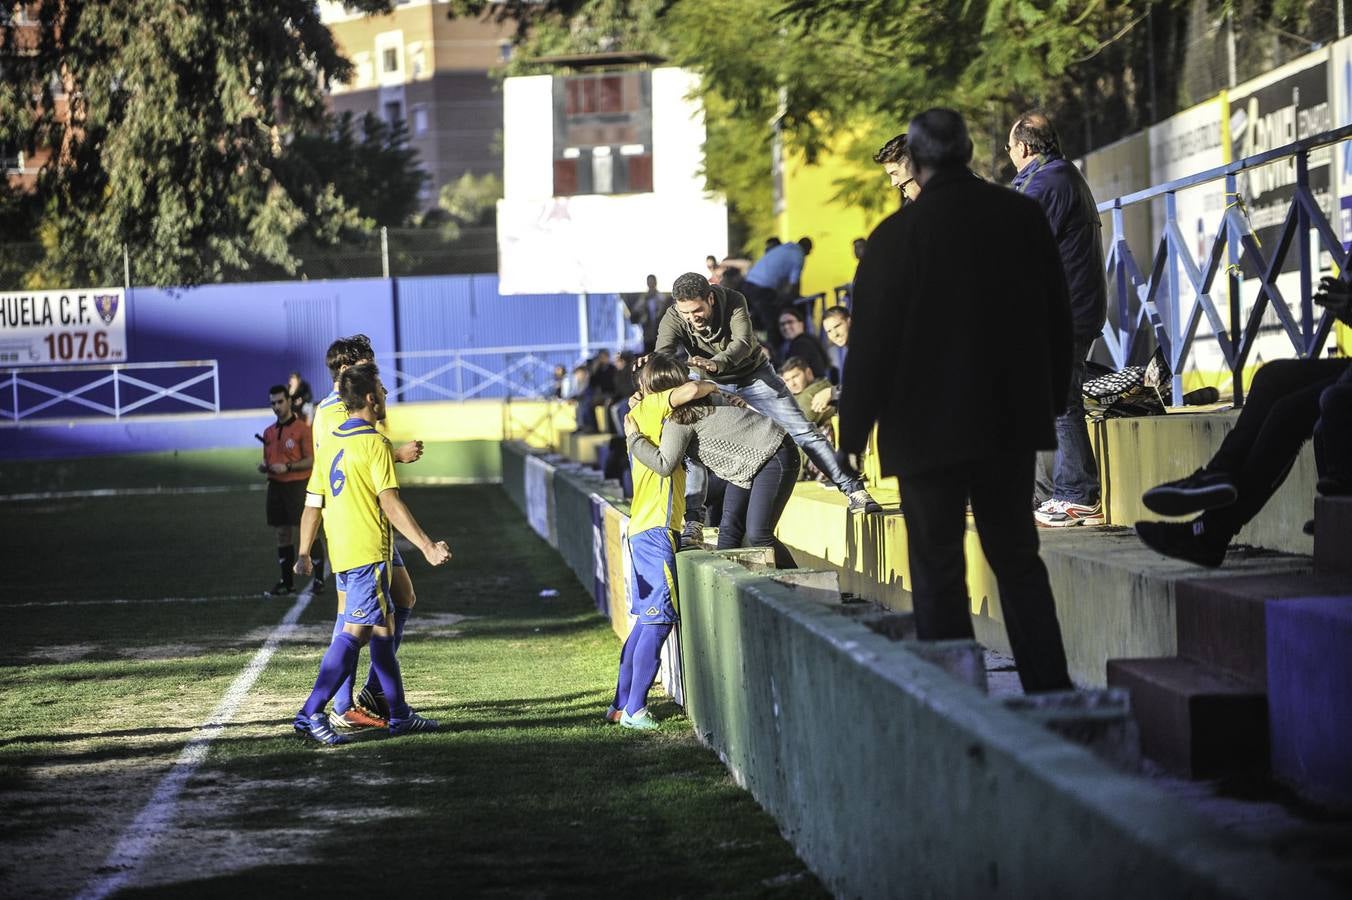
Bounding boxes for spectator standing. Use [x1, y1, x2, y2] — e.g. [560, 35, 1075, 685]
[1008, 109, 1108, 527]
[551, 364, 568, 399]
[288, 371, 314, 424]
[873, 133, 921, 206]
[705, 255, 721, 285]
[653, 272, 881, 544]
[260, 384, 314, 596]
[839, 108, 1074, 694]
[627, 275, 671, 353]
[743, 237, 814, 331]
[774, 306, 832, 377]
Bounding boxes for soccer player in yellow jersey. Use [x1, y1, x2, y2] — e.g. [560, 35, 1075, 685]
[301, 335, 425, 731]
[293, 362, 451, 745]
[606, 353, 706, 730]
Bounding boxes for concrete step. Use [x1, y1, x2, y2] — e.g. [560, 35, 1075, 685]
[1313, 495, 1352, 577]
[1106, 656, 1268, 778]
[1175, 572, 1352, 689]
[1266, 595, 1352, 810]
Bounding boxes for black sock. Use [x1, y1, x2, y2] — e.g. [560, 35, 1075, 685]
[278, 544, 296, 588]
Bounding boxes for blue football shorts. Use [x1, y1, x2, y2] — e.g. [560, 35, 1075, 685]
[392, 542, 405, 567]
[336, 561, 392, 626]
[627, 526, 678, 625]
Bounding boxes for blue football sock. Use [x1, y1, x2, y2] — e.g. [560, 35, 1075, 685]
[363, 605, 412, 696]
[612, 627, 640, 710]
[300, 632, 362, 718]
[624, 623, 672, 716]
[368, 634, 410, 720]
[331, 614, 360, 713]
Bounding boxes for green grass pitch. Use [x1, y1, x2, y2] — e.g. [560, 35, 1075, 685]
[1, 483, 824, 897]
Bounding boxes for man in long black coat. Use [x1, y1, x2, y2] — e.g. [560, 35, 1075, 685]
[837, 108, 1075, 693]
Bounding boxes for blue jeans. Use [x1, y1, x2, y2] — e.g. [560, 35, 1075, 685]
[685, 362, 862, 523]
[1035, 341, 1100, 506]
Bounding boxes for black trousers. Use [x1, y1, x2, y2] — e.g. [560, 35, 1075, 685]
[1204, 358, 1351, 540]
[717, 437, 800, 569]
[900, 450, 1073, 694]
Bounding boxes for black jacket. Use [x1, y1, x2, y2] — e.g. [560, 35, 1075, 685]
[838, 169, 1073, 477]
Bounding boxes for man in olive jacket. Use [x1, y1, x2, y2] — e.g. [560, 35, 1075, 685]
[653, 274, 880, 535]
[838, 108, 1074, 693]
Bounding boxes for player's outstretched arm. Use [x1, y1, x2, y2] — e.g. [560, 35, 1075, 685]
[294, 502, 324, 575]
[394, 440, 424, 464]
[378, 488, 452, 566]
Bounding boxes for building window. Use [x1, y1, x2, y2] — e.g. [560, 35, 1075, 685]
[412, 105, 429, 137]
[553, 71, 653, 197]
[384, 100, 403, 127]
[382, 47, 399, 73]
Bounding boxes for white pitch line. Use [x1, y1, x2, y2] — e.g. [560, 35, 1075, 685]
[0, 484, 264, 502]
[14, 593, 264, 609]
[75, 586, 314, 900]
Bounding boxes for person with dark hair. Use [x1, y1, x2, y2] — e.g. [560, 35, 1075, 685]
[873, 133, 920, 205]
[764, 236, 782, 252]
[287, 371, 314, 424]
[292, 362, 451, 745]
[260, 384, 314, 597]
[743, 236, 814, 330]
[626, 274, 671, 353]
[1134, 276, 1352, 565]
[651, 272, 881, 543]
[626, 356, 800, 569]
[781, 356, 836, 480]
[297, 333, 427, 733]
[1008, 108, 1108, 528]
[774, 305, 831, 376]
[839, 107, 1075, 694]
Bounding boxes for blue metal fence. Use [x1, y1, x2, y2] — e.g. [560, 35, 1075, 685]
[1100, 122, 1352, 405]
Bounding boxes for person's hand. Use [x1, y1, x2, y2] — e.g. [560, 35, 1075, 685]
[623, 413, 639, 437]
[294, 553, 313, 576]
[688, 356, 718, 374]
[834, 448, 862, 479]
[811, 390, 835, 414]
[632, 354, 650, 369]
[421, 540, 452, 566]
[257, 463, 268, 474]
[629, 390, 643, 407]
[268, 462, 289, 475]
[395, 440, 424, 464]
[1316, 276, 1352, 325]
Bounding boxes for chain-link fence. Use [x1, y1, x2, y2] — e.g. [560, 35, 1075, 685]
[0, 225, 498, 290]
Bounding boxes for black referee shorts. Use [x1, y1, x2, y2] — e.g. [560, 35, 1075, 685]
[267, 479, 307, 527]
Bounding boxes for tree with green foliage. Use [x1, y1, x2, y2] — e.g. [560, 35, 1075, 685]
[0, 0, 399, 287]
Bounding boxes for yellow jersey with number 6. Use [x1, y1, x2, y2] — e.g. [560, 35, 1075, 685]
[627, 387, 684, 533]
[317, 417, 399, 573]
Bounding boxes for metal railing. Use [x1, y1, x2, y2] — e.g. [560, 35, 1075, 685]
[1100, 122, 1352, 405]
[385, 343, 618, 403]
[0, 360, 220, 422]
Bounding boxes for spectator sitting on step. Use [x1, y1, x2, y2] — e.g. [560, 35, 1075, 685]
[822, 304, 851, 386]
[781, 356, 836, 481]
[774, 305, 832, 377]
[1134, 275, 1352, 566]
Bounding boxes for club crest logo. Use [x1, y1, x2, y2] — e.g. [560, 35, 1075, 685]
[93, 294, 119, 325]
[284, 438, 295, 450]
[330, 449, 346, 496]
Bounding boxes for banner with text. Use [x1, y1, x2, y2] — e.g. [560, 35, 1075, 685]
[0, 287, 128, 367]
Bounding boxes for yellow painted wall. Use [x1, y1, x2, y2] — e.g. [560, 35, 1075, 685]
[384, 398, 575, 449]
[776, 136, 897, 304]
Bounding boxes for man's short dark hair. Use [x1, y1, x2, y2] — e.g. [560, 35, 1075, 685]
[797, 236, 813, 254]
[1011, 109, 1061, 157]
[873, 133, 909, 165]
[779, 356, 812, 376]
[778, 306, 805, 323]
[268, 384, 288, 398]
[339, 362, 380, 413]
[326, 333, 374, 380]
[906, 108, 973, 171]
[672, 272, 712, 302]
[823, 305, 851, 323]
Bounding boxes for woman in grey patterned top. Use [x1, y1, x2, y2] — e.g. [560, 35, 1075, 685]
[624, 356, 799, 568]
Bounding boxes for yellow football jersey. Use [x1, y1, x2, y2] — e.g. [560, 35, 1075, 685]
[627, 387, 685, 533]
[305, 389, 348, 495]
[315, 417, 399, 573]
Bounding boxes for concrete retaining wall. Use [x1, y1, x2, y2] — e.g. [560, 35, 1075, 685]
[500, 440, 1340, 898]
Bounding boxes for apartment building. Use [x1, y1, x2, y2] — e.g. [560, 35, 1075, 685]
[319, 0, 512, 213]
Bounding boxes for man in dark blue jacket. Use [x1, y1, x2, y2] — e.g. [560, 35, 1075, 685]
[1009, 110, 1108, 527]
